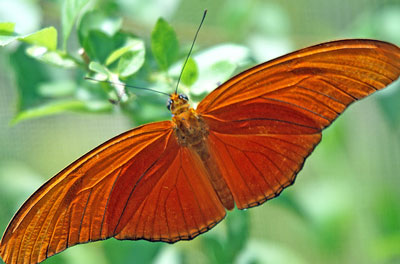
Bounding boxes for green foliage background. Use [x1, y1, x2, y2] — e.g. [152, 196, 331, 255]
[0, 0, 400, 263]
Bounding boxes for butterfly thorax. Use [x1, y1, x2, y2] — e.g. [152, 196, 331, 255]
[169, 93, 208, 149]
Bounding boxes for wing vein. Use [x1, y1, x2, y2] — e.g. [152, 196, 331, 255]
[78, 189, 93, 243]
[261, 96, 331, 122]
[113, 156, 161, 234]
[180, 153, 207, 236]
[242, 151, 276, 197]
[99, 167, 123, 238]
[233, 117, 320, 131]
[302, 60, 396, 82]
[176, 166, 189, 239]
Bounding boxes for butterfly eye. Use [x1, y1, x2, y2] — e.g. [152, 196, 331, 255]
[179, 94, 189, 101]
[166, 99, 173, 110]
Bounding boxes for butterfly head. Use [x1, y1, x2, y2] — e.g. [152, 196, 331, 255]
[167, 93, 190, 115]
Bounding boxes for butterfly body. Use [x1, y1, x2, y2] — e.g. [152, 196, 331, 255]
[171, 93, 235, 210]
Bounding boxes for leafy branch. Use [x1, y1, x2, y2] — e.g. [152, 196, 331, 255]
[0, 1, 250, 126]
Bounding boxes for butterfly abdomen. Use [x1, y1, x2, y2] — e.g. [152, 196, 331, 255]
[199, 151, 235, 210]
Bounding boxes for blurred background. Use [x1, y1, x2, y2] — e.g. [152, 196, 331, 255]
[0, 0, 400, 263]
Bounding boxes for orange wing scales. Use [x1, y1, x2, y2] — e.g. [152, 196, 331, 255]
[197, 40, 400, 114]
[198, 39, 400, 210]
[202, 97, 323, 209]
[113, 147, 225, 242]
[0, 121, 227, 263]
[208, 132, 321, 209]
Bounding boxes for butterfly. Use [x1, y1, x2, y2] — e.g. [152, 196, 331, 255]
[1, 39, 400, 264]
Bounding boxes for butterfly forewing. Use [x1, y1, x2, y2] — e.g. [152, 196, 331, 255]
[197, 39, 400, 120]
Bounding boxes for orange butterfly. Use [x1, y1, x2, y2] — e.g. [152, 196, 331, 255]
[1, 39, 400, 264]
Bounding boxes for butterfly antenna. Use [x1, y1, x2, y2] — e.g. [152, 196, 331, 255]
[174, 10, 207, 94]
[85, 77, 170, 96]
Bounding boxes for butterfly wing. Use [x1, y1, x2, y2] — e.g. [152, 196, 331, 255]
[0, 121, 225, 264]
[197, 39, 400, 209]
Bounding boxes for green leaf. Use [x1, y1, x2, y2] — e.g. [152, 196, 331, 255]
[180, 57, 198, 86]
[151, 18, 179, 70]
[118, 49, 145, 78]
[0, 22, 15, 32]
[0, 26, 57, 50]
[0, 22, 16, 47]
[105, 38, 145, 77]
[84, 31, 145, 78]
[106, 39, 144, 65]
[38, 80, 77, 97]
[77, 10, 122, 45]
[83, 30, 115, 63]
[8, 44, 111, 124]
[22, 27, 57, 50]
[11, 100, 87, 124]
[61, 0, 90, 50]
[88, 61, 110, 78]
[26, 46, 77, 68]
[11, 98, 113, 125]
[10, 44, 50, 113]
